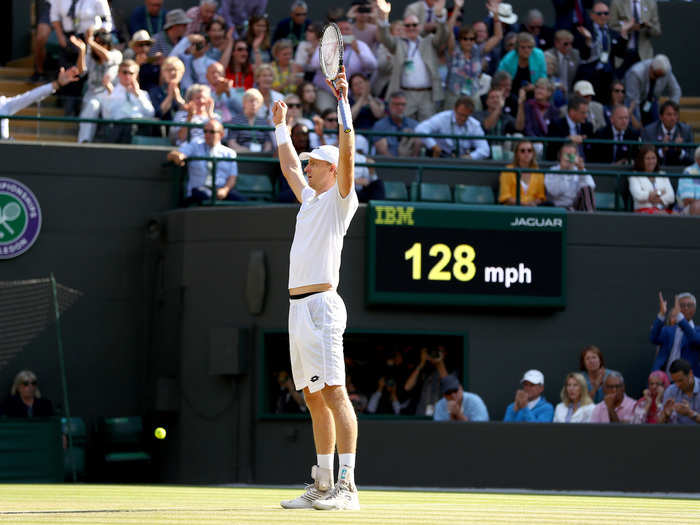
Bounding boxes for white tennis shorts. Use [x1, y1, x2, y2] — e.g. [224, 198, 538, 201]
[288, 290, 347, 394]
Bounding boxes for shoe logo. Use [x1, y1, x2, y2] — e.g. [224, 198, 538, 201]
[310, 375, 319, 382]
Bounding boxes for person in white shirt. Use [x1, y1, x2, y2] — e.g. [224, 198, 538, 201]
[415, 96, 490, 159]
[545, 142, 596, 210]
[628, 144, 675, 214]
[553, 372, 595, 423]
[273, 68, 360, 511]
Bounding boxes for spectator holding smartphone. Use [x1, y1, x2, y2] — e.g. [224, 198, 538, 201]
[545, 142, 596, 211]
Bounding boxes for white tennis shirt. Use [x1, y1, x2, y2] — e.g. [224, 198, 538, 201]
[288, 182, 358, 289]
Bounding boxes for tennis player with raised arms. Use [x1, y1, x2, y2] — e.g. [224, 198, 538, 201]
[273, 45, 360, 511]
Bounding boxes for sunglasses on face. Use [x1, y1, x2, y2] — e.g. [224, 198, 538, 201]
[594, 11, 609, 15]
[562, 42, 573, 47]
[203, 129, 220, 134]
[22, 380, 37, 386]
[461, 36, 476, 41]
[443, 388, 458, 396]
[325, 117, 338, 122]
[404, 23, 418, 28]
[235, 47, 248, 52]
[287, 103, 301, 108]
[518, 148, 534, 153]
[613, 88, 625, 93]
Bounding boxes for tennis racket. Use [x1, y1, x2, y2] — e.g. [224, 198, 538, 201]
[319, 23, 352, 134]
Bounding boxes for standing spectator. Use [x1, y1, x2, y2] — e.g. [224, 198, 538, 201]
[204, 18, 231, 62]
[150, 9, 190, 58]
[552, 0, 593, 53]
[170, 34, 219, 92]
[225, 40, 255, 90]
[220, 0, 267, 39]
[498, 140, 546, 206]
[659, 359, 700, 425]
[371, 20, 403, 99]
[270, 40, 303, 95]
[444, 25, 490, 111]
[433, 375, 489, 422]
[651, 292, 700, 377]
[254, 64, 285, 122]
[624, 55, 681, 127]
[416, 97, 490, 159]
[167, 119, 245, 205]
[546, 96, 593, 160]
[553, 372, 595, 423]
[609, 0, 661, 75]
[294, 22, 320, 81]
[298, 81, 320, 120]
[497, 32, 547, 92]
[149, 56, 186, 122]
[628, 145, 674, 213]
[641, 100, 694, 167]
[579, 345, 619, 404]
[371, 91, 420, 157]
[170, 83, 217, 145]
[206, 62, 242, 123]
[348, 1, 378, 49]
[521, 9, 555, 50]
[128, 0, 165, 38]
[227, 88, 272, 153]
[404, 0, 442, 36]
[31, 0, 53, 82]
[185, 0, 219, 36]
[677, 147, 700, 214]
[1, 371, 54, 418]
[632, 370, 669, 424]
[272, 1, 310, 49]
[503, 369, 554, 422]
[367, 377, 402, 415]
[545, 142, 596, 211]
[348, 73, 384, 131]
[376, 0, 449, 122]
[515, 78, 560, 144]
[403, 347, 449, 416]
[589, 372, 636, 423]
[591, 104, 639, 165]
[544, 30, 580, 96]
[246, 14, 273, 68]
[604, 80, 640, 129]
[73, 30, 123, 144]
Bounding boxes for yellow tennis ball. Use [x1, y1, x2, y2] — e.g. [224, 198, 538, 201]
[154, 427, 166, 440]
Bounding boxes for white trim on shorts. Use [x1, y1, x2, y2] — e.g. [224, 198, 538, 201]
[288, 290, 347, 394]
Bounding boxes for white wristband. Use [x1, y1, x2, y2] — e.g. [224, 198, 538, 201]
[275, 123, 289, 146]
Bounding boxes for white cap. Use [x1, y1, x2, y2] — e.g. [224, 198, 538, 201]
[299, 145, 339, 166]
[521, 369, 545, 385]
[573, 80, 595, 96]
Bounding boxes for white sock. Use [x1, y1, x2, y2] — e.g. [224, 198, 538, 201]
[317, 454, 333, 471]
[338, 453, 355, 469]
[337, 455, 355, 486]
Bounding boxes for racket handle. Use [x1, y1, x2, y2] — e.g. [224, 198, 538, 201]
[337, 95, 352, 134]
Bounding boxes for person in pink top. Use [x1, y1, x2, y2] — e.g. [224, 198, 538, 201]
[590, 371, 636, 423]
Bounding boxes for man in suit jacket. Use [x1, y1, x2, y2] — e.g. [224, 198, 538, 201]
[651, 292, 700, 378]
[546, 95, 593, 160]
[610, 0, 661, 74]
[552, 0, 593, 52]
[377, 0, 449, 121]
[544, 30, 581, 95]
[641, 100, 694, 166]
[624, 55, 681, 126]
[591, 104, 639, 164]
[522, 9, 555, 50]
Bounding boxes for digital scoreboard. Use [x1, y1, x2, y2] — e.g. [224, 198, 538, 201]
[366, 202, 567, 307]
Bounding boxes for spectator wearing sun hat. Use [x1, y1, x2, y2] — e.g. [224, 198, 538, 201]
[503, 369, 554, 422]
[150, 9, 191, 57]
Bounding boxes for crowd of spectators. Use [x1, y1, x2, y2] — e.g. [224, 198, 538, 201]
[11, 0, 698, 210]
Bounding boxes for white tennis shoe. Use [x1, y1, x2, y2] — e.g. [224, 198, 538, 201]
[280, 465, 333, 509]
[312, 480, 360, 511]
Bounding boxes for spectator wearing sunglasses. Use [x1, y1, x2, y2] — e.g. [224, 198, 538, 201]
[1, 370, 54, 418]
[521, 9, 554, 50]
[283, 94, 313, 130]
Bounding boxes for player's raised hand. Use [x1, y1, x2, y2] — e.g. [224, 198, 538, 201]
[272, 101, 287, 126]
[326, 66, 348, 101]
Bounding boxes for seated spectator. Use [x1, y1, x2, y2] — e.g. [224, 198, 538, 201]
[545, 142, 596, 211]
[150, 9, 190, 58]
[148, 57, 186, 122]
[348, 73, 385, 131]
[632, 370, 669, 424]
[553, 372, 595, 423]
[294, 22, 320, 82]
[641, 100, 694, 167]
[228, 88, 272, 153]
[346, 374, 369, 415]
[624, 54, 681, 127]
[225, 39, 255, 90]
[246, 14, 273, 67]
[659, 359, 700, 425]
[277, 122, 310, 203]
[367, 377, 403, 415]
[0, 370, 54, 418]
[128, 0, 166, 38]
[371, 91, 420, 157]
[254, 64, 285, 121]
[170, 84, 217, 146]
[270, 39, 303, 95]
[628, 145, 674, 214]
[591, 104, 639, 165]
[204, 17, 231, 62]
[433, 375, 489, 422]
[185, 0, 219, 36]
[298, 81, 320, 120]
[73, 30, 123, 144]
[274, 370, 307, 414]
[206, 62, 242, 123]
[498, 140, 546, 206]
[170, 34, 219, 93]
[482, 71, 517, 118]
[579, 344, 619, 404]
[520, 8, 554, 50]
[503, 369, 554, 422]
[497, 32, 547, 92]
[515, 78, 559, 148]
[677, 147, 700, 214]
[590, 371, 636, 423]
[544, 30, 580, 96]
[283, 94, 313, 130]
[545, 96, 593, 161]
[475, 88, 520, 159]
[354, 149, 385, 203]
[604, 80, 641, 130]
[310, 108, 339, 148]
[272, 0, 310, 49]
[167, 119, 245, 205]
[651, 292, 700, 377]
[123, 30, 159, 93]
[404, 347, 449, 416]
[415, 96, 490, 159]
[560, 81, 605, 132]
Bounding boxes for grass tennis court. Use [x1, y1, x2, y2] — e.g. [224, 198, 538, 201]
[1, 485, 699, 524]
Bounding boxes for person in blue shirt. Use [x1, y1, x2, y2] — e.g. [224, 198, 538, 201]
[503, 369, 554, 422]
[128, 0, 167, 38]
[433, 375, 489, 422]
[371, 91, 420, 157]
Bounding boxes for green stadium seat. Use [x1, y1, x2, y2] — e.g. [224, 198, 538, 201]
[383, 181, 409, 201]
[96, 416, 153, 482]
[410, 182, 452, 202]
[595, 192, 623, 211]
[454, 185, 496, 204]
[235, 174, 274, 201]
[61, 417, 88, 481]
[131, 135, 172, 146]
